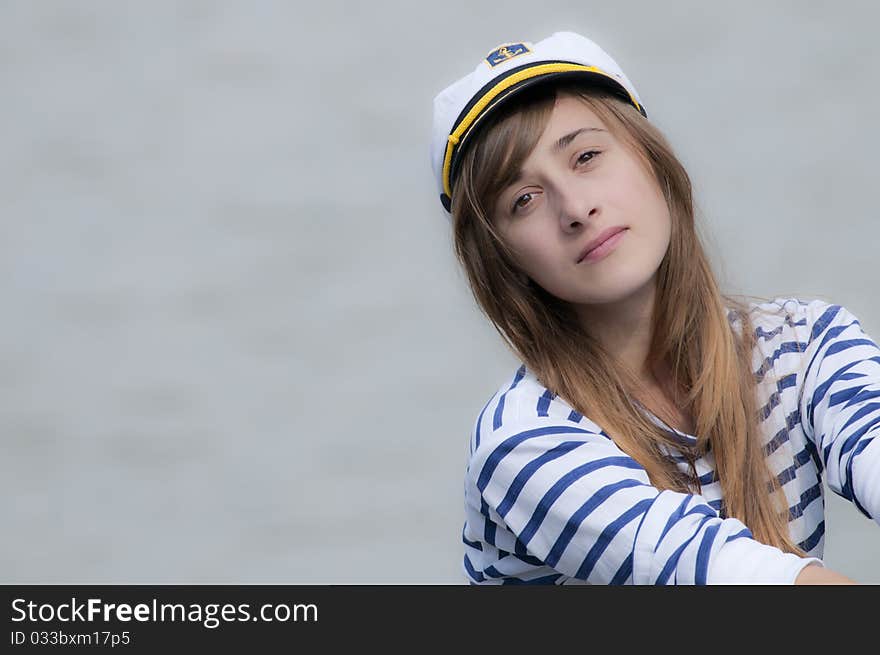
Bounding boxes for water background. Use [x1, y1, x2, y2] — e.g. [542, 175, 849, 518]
[2, 0, 879, 583]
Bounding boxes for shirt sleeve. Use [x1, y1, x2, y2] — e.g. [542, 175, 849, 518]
[469, 415, 819, 585]
[798, 300, 880, 522]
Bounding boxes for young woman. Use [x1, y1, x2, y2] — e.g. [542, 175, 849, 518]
[430, 31, 879, 584]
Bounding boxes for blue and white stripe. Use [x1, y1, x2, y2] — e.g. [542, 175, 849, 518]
[462, 297, 880, 584]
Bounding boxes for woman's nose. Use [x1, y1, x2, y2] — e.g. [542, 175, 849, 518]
[558, 189, 599, 232]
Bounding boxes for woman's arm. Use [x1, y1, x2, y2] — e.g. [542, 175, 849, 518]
[470, 415, 822, 584]
[794, 563, 856, 585]
[798, 300, 880, 523]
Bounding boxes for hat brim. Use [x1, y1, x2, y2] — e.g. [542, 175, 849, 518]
[441, 65, 646, 212]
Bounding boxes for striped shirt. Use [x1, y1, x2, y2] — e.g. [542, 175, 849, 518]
[462, 297, 880, 584]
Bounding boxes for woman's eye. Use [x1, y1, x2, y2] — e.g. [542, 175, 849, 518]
[512, 192, 533, 213]
[576, 150, 600, 165]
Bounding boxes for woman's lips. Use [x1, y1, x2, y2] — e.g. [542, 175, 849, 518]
[578, 227, 628, 263]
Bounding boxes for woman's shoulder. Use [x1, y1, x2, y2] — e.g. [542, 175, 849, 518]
[729, 295, 872, 379]
[730, 294, 855, 336]
[466, 364, 610, 457]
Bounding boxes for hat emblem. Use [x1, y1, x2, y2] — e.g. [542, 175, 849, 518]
[485, 42, 531, 67]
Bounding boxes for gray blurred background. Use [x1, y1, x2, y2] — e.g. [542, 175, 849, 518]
[2, 0, 878, 583]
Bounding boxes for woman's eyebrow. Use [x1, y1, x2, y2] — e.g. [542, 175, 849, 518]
[506, 127, 608, 188]
[553, 126, 606, 152]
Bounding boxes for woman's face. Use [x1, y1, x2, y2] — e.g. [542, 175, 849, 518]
[492, 94, 672, 307]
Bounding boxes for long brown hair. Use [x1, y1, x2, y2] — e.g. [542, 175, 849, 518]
[450, 82, 805, 556]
